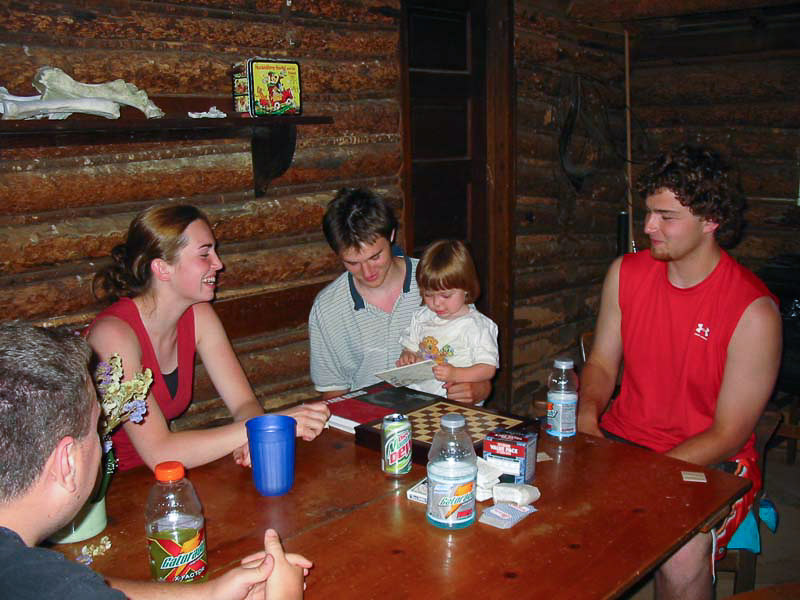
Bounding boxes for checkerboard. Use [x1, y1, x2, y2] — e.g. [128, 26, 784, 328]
[355, 397, 531, 465]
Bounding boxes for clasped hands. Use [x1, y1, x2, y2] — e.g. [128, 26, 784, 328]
[213, 528, 311, 600]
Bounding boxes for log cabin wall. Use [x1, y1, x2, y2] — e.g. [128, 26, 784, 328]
[0, 0, 403, 430]
[510, 2, 627, 414]
[627, 7, 800, 270]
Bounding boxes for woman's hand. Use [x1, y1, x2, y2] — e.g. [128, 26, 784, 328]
[279, 402, 330, 441]
[233, 441, 251, 467]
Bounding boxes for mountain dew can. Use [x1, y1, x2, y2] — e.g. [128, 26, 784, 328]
[381, 414, 412, 477]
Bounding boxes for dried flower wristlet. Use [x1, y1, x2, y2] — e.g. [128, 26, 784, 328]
[91, 353, 152, 502]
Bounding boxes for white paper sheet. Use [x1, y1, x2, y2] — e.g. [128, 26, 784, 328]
[375, 360, 436, 387]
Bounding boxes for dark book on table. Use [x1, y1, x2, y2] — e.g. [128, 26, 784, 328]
[325, 382, 438, 434]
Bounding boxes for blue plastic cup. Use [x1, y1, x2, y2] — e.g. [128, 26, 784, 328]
[245, 414, 297, 496]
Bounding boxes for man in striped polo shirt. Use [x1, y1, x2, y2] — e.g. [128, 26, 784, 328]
[309, 188, 490, 404]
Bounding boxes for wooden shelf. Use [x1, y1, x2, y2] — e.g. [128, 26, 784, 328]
[0, 98, 332, 196]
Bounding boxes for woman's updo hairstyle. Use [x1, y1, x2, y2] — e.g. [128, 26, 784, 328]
[93, 204, 211, 302]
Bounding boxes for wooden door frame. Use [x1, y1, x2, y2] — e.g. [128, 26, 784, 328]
[484, 0, 515, 412]
[399, 0, 515, 411]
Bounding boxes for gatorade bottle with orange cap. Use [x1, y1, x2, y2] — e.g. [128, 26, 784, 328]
[145, 461, 208, 582]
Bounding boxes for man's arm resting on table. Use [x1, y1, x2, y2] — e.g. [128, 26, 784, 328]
[666, 296, 782, 466]
[577, 257, 624, 436]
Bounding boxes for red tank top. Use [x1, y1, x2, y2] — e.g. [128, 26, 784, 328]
[90, 297, 196, 470]
[600, 250, 775, 463]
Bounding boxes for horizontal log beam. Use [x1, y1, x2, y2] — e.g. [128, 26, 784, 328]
[566, 0, 798, 23]
[0, 143, 400, 215]
[214, 281, 328, 340]
[0, 48, 398, 98]
[634, 102, 800, 129]
[631, 60, 800, 106]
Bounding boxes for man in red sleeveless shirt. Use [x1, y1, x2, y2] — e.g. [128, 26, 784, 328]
[578, 145, 782, 600]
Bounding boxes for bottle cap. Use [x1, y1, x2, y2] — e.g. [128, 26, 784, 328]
[554, 358, 574, 369]
[440, 413, 466, 429]
[155, 461, 185, 482]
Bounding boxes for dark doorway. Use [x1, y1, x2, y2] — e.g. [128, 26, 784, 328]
[402, 0, 488, 300]
[401, 0, 515, 410]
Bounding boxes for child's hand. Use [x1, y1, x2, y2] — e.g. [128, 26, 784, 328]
[433, 363, 455, 382]
[396, 349, 420, 367]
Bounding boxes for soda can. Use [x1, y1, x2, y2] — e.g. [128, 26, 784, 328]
[381, 414, 412, 477]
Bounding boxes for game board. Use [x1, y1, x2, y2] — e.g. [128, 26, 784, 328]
[355, 399, 533, 466]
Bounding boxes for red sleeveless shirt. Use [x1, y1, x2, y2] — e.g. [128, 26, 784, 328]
[600, 250, 775, 464]
[90, 297, 196, 470]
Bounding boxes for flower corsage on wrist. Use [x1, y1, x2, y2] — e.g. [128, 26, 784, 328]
[92, 353, 152, 501]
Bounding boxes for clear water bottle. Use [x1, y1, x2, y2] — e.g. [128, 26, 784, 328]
[426, 413, 478, 529]
[145, 461, 208, 583]
[546, 358, 579, 439]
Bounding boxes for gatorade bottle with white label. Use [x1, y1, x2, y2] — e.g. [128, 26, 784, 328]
[545, 358, 579, 439]
[425, 413, 478, 529]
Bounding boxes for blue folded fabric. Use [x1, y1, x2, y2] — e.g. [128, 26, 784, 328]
[759, 497, 779, 532]
[727, 498, 779, 553]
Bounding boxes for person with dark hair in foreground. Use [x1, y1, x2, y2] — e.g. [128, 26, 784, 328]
[309, 188, 491, 404]
[0, 323, 310, 600]
[578, 145, 782, 600]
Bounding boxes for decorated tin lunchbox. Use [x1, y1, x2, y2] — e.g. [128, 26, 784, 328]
[232, 58, 301, 117]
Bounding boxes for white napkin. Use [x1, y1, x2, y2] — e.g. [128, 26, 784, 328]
[492, 483, 541, 506]
[477, 457, 503, 487]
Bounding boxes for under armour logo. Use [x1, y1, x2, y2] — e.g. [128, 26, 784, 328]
[694, 323, 710, 341]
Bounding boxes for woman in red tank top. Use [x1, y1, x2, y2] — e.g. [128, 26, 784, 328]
[87, 204, 329, 471]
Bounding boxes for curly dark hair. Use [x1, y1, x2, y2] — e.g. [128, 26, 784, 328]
[635, 144, 746, 248]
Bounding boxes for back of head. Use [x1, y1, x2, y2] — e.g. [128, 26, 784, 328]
[417, 239, 480, 302]
[0, 323, 93, 502]
[322, 188, 398, 254]
[93, 204, 211, 302]
[636, 144, 745, 248]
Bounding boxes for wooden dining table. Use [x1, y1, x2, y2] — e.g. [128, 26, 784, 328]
[53, 427, 750, 599]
